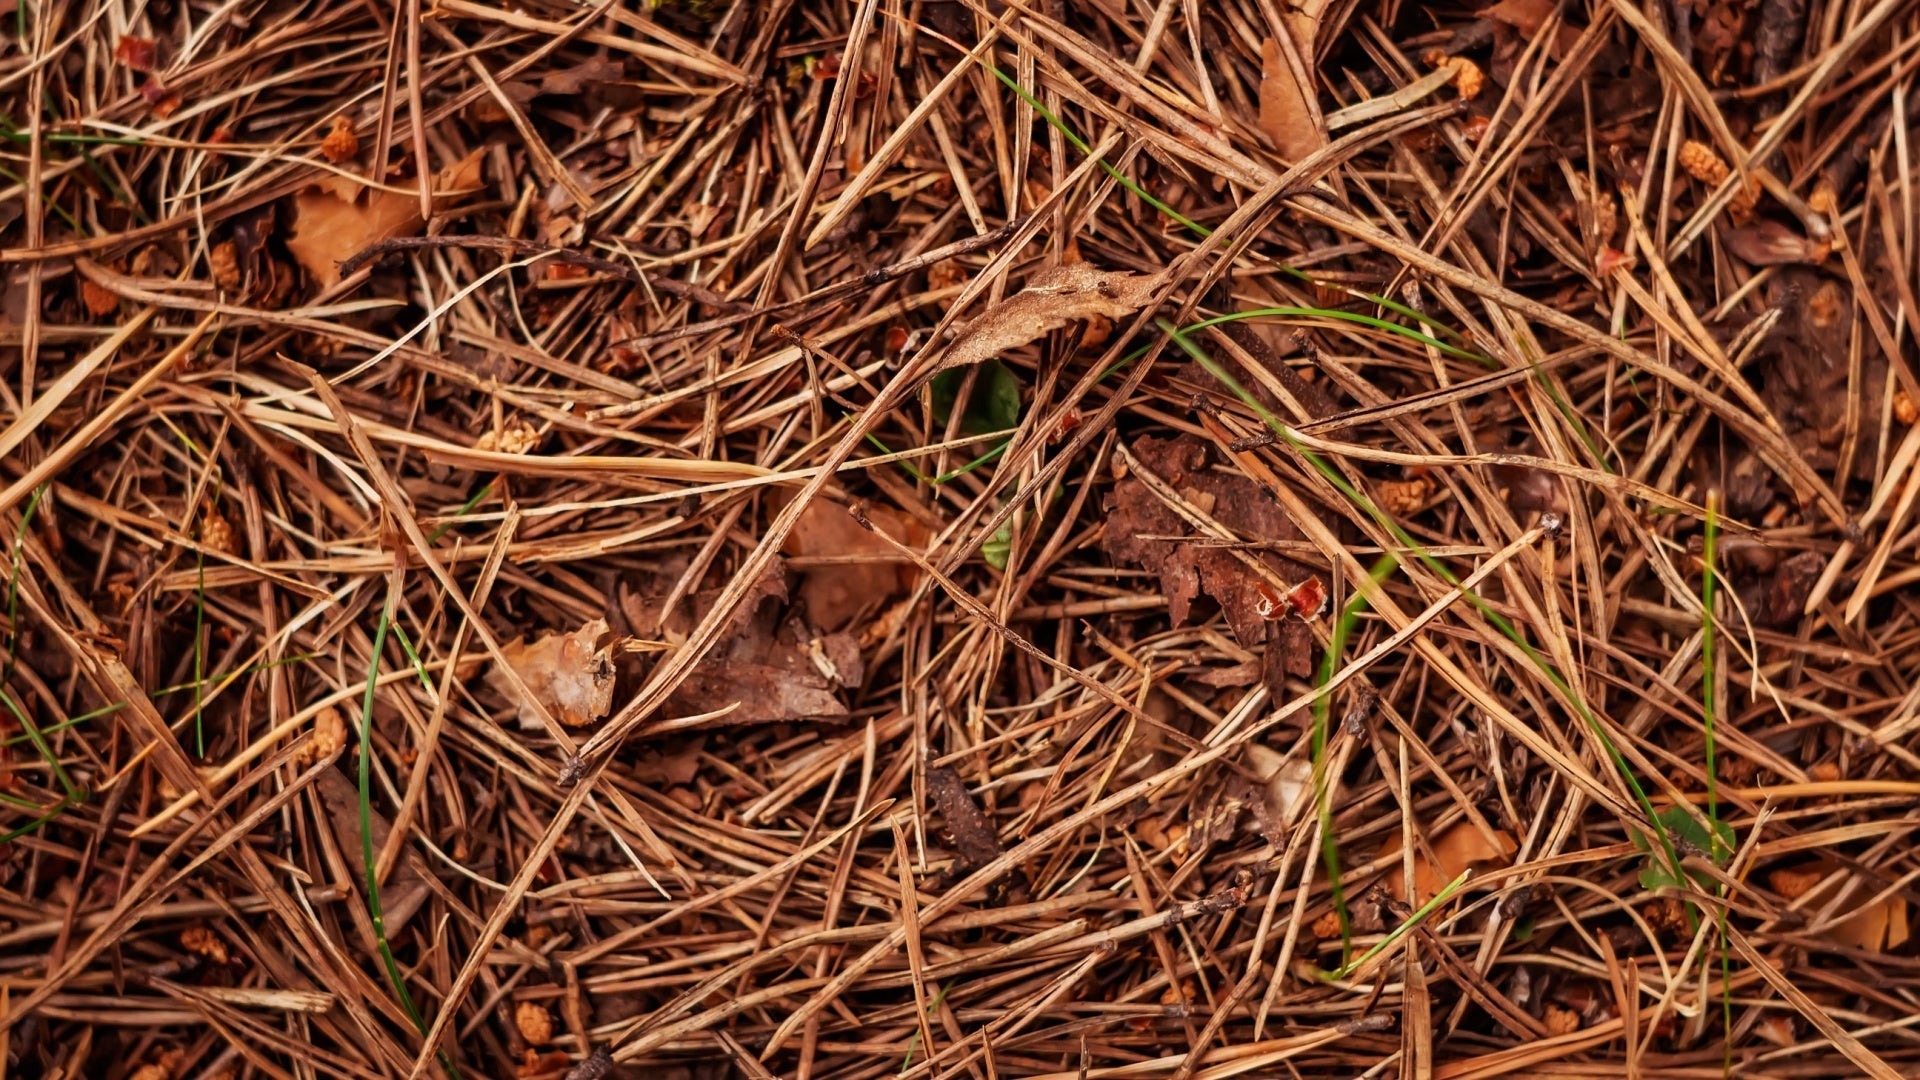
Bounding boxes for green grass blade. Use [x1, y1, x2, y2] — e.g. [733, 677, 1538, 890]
[1161, 321, 1693, 904]
[4, 484, 48, 685]
[359, 589, 453, 1073]
[1314, 554, 1397, 964]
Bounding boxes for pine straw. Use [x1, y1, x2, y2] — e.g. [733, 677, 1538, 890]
[3, 0, 1920, 1077]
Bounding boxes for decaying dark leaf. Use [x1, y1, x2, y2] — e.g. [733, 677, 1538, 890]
[1761, 550, 1825, 626]
[940, 263, 1162, 370]
[625, 557, 864, 726]
[1758, 270, 1887, 479]
[927, 766, 1003, 869]
[1106, 435, 1323, 692]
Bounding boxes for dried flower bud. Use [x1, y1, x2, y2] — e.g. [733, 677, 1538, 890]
[1678, 140, 1730, 186]
[210, 241, 242, 291]
[476, 421, 541, 455]
[515, 1001, 554, 1045]
[320, 115, 359, 164]
[199, 512, 236, 555]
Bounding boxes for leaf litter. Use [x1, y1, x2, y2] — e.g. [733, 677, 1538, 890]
[11, 0, 1920, 1078]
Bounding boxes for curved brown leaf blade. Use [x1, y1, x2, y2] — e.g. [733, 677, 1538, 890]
[1259, 37, 1328, 162]
[939, 263, 1161, 370]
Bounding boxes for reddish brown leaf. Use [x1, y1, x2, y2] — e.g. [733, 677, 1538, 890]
[1106, 436, 1319, 691]
[115, 36, 158, 71]
[779, 497, 927, 631]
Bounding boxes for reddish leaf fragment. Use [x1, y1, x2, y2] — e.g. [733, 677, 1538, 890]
[1594, 247, 1634, 276]
[115, 36, 158, 71]
[1286, 575, 1329, 619]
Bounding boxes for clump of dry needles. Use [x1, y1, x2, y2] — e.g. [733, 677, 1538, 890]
[5, 0, 1920, 1077]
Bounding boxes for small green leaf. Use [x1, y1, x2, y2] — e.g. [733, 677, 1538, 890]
[1639, 865, 1682, 892]
[930, 360, 1022, 437]
[981, 519, 1013, 569]
[1655, 805, 1735, 864]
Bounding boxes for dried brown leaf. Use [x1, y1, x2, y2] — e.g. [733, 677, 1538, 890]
[489, 618, 618, 729]
[940, 263, 1161, 370]
[539, 57, 624, 96]
[780, 498, 927, 631]
[1381, 823, 1517, 903]
[1259, 37, 1327, 162]
[285, 149, 485, 287]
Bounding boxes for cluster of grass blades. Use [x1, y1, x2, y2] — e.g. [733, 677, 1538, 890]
[2, 484, 86, 842]
[360, 585, 461, 1078]
[969, 53, 1706, 953]
[1160, 323, 1700, 942]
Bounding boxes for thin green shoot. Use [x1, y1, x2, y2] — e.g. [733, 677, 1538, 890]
[900, 979, 956, 1072]
[1703, 492, 1733, 1061]
[867, 433, 1008, 486]
[192, 541, 207, 757]
[390, 621, 437, 695]
[0, 790, 81, 843]
[0, 680, 80, 799]
[1180, 307, 1486, 366]
[1319, 869, 1471, 982]
[1313, 554, 1398, 964]
[149, 652, 319, 701]
[1162, 321, 1694, 908]
[976, 60, 1477, 350]
[359, 590, 437, 1049]
[427, 482, 493, 543]
[0, 700, 126, 747]
[4, 483, 48, 685]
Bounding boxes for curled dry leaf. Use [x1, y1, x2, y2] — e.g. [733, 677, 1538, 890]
[1379, 822, 1517, 903]
[1243, 743, 1312, 828]
[939, 263, 1162, 371]
[488, 618, 618, 729]
[296, 705, 347, 767]
[1259, 37, 1327, 162]
[1720, 219, 1829, 266]
[285, 148, 485, 287]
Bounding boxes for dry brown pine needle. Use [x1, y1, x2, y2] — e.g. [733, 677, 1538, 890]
[4, 1, 1920, 1078]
